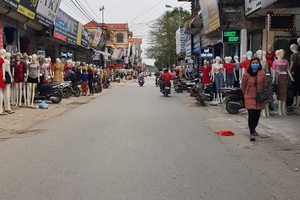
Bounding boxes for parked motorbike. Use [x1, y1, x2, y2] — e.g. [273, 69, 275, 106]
[35, 83, 63, 104]
[138, 76, 144, 86]
[162, 82, 171, 97]
[103, 77, 110, 89]
[173, 76, 183, 93]
[192, 83, 214, 106]
[183, 78, 199, 91]
[93, 74, 102, 93]
[222, 87, 245, 114]
[71, 81, 81, 97]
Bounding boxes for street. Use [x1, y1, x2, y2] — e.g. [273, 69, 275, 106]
[0, 77, 299, 200]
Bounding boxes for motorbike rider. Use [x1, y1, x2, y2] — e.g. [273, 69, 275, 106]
[138, 72, 145, 82]
[160, 68, 173, 92]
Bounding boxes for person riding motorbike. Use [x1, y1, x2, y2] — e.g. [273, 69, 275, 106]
[160, 68, 173, 92]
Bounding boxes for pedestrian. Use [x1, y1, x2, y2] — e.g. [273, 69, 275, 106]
[87, 67, 94, 96]
[241, 57, 267, 141]
[81, 69, 88, 96]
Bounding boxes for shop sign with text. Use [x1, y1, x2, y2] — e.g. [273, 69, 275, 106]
[54, 8, 68, 42]
[199, 0, 220, 34]
[223, 30, 240, 43]
[200, 48, 214, 58]
[245, 0, 261, 16]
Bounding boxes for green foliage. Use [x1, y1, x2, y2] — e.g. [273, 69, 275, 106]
[146, 8, 190, 69]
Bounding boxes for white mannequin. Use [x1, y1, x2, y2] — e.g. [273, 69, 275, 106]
[290, 44, 300, 106]
[3, 52, 14, 114]
[211, 56, 224, 102]
[273, 49, 294, 115]
[13, 52, 27, 107]
[26, 54, 40, 108]
[223, 56, 236, 88]
[0, 49, 6, 115]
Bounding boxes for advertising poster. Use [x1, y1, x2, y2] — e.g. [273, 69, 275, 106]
[77, 22, 83, 46]
[199, 0, 220, 34]
[81, 27, 89, 47]
[54, 9, 68, 42]
[245, 0, 261, 16]
[92, 27, 103, 47]
[36, 0, 61, 22]
[16, 0, 38, 20]
[66, 15, 78, 45]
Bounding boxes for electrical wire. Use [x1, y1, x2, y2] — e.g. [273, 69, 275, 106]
[62, 0, 90, 22]
[82, 0, 102, 22]
[73, 0, 95, 21]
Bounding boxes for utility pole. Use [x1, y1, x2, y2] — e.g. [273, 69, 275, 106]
[99, 6, 105, 68]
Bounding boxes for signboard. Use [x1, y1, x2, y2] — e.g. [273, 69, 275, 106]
[54, 9, 68, 42]
[61, 52, 73, 58]
[77, 22, 83, 46]
[37, 50, 45, 58]
[245, 0, 261, 16]
[193, 34, 200, 53]
[81, 27, 89, 47]
[268, 14, 296, 31]
[223, 30, 240, 43]
[66, 16, 78, 45]
[200, 48, 214, 58]
[176, 27, 186, 55]
[0, 20, 3, 49]
[199, 0, 220, 34]
[3, 0, 60, 27]
[36, 0, 61, 22]
[92, 27, 103, 47]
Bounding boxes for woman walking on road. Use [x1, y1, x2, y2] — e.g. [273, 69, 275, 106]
[81, 69, 88, 96]
[88, 67, 94, 96]
[242, 57, 267, 141]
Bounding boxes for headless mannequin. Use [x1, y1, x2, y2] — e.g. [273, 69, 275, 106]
[211, 56, 224, 102]
[223, 56, 236, 88]
[201, 59, 212, 85]
[266, 44, 275, 62]
[26, 54, 40, 108]
[4, 52, 14, 114]
[13, 52, 27, 107]
[0, 49, 6, 115]
[290, 44, 300, 106]
[272, 49, 294, 115]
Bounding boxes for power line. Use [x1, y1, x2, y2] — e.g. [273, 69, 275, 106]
[68, 0, 94, 21]
[74, 0, 95, 21]
[62, 0, 90, 22]
[82, 0, 102, 22]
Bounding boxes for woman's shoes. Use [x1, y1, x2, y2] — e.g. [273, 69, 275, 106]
[250, 134, 255, 141]
[254, 131, 259, 136]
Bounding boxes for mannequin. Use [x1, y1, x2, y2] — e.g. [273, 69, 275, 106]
[257, 50, 273, 116]
[0, 49, 6, 115]
[272, 49, 294, 115]
[266, 44, 275, 62]
[239, 54, 247, 82]
[241, 51, 252, 70]
[53, 58, 64, 82]
[75, 61, 82, 82]
[47, 57, 53, 83]
[233, 55, 240, 87]
[3, 52, 14, 114]
[26, 54, 40, 108]
[12, 52, 27, 107]
[211, 56, 224, 102]
[290, 44, 300, 106]
[201, 59, 212, 85]
[39, 57, 48, 85]
[223, 56, 236, 88]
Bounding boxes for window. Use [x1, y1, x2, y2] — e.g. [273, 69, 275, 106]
[116, 33, 124, 43]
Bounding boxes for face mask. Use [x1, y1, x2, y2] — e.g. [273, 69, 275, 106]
[251, 63, 259, 70]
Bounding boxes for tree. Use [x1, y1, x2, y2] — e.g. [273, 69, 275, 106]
[146, 8, 190, 70]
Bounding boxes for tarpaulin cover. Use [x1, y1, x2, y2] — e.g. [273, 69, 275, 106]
[215, 130, 235, 136]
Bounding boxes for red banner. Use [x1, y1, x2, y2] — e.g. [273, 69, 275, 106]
[0, 19, 3, 49]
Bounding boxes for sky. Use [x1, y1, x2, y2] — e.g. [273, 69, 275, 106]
[60, 0, 191, 65]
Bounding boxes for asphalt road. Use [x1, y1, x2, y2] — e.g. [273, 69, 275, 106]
[0, 78, 299, 200]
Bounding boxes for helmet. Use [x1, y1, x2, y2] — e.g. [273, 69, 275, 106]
[163, 68, 168, 73]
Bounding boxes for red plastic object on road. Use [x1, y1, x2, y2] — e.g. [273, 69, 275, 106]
[215, 130, 235, 136]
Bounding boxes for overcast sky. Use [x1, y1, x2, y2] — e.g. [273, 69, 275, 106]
[60, 0, 190, 65]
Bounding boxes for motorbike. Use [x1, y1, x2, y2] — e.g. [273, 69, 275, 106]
[138, 76, 144, 86]
[93, 74, 103, 93]
[155, 75, 161, 87]
[192, 83, 214, 106]
[35, 83, 63, 104]
[183, 78, 199, 91]
[102, 77, 110, 89]
[70, 81, 81, 97]
[173, 76, 183, 93]
[222, 87, 245, 114]
[162, 81, 171, 97]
